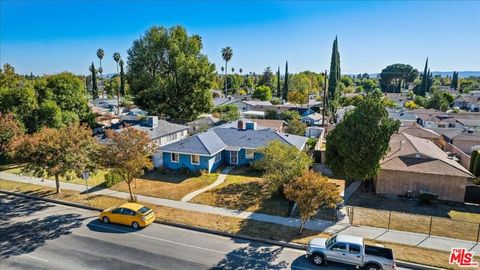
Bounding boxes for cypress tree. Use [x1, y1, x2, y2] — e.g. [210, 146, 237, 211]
[474, 152, 480, 177]
[277, 66, 281, 98]
[90, 62, 98, 99]
[419, 57, 428, 97]
[470, 150, 478, 173]
[120, 60, 126, 96]
[328, 36, 341, 103]
[282, 61, 289, 101]
[451, 71, 458, 90]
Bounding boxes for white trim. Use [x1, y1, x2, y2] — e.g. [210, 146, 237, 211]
[191, 154, 200, 165]
[171, 153, 179, 163]
[230, 150, 238, 165]
[162, 148, 224, 157]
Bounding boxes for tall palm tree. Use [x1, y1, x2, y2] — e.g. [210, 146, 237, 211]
[113, 52, 121, 115]
[221, 47, 233, 95]
[239, 68, 243, 75]
[231, 67, 235, 73]
[97, 49, 105, 98]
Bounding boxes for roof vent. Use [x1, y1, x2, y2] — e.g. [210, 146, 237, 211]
[415, 153, 421, 158]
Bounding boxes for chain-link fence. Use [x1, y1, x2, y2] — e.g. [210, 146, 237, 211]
[346, 206, 480, 242]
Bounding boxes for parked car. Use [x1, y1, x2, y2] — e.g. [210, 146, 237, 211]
[306, 234, 396, 270]
[100, 203, 155, 229]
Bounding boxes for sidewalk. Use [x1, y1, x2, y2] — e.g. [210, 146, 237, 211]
[1, 171, 476, 253]
[181, 166, 233, 202]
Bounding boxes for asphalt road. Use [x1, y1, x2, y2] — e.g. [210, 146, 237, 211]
[0, 194, 411, 270]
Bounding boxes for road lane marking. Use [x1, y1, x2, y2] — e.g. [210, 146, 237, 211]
[23, 254, 49, 263]
[88, 223, 292, 264]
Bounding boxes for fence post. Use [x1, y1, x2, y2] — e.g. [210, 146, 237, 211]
[428, 217, 433, 236]
[387, 211, 392, 231]
[477, 223, 480, 244]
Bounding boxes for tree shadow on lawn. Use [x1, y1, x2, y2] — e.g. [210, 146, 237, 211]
[0, 213, 84, 259]
[347, 187, 480, 219]
[138, 169, 191, 184]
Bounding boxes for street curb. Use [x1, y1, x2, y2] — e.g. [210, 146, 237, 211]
[0, 189, 445, 270]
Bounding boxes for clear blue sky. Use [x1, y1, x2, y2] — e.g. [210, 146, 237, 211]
[1, 1, 479, 76]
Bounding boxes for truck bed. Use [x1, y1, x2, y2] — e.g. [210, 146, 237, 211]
[365, 245, 394, 260]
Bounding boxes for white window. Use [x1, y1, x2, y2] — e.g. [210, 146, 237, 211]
[191, 154, 200, 165]
[246, 149, 255, 159]
[215, 152, 221, 162]
[171, 153, 179, 163]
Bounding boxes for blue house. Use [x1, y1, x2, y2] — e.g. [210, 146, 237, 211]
[160, 120, 308, 173]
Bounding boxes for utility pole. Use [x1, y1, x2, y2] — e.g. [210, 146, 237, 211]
[322, 69, 328, 127]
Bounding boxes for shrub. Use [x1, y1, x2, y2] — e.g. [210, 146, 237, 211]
[474, 152, 480, 177]
[419, 192, 437, 204]
[104, 172, 122, 187]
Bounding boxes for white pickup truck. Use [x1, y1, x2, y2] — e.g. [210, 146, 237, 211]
[306, 234, 396, 270]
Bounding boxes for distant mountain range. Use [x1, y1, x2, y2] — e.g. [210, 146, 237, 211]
[352, 71, 480, 78]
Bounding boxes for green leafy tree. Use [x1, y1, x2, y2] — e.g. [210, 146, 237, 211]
[416, 58, 429, 96]
[426, 89, 452, 111]
[127, 26, 215, 121]
[13, 123, 100, 193]
[37, 100, 63, 129]
[212, 104, 240, 122]
[363, 79, 377, 93]
[280, 110, 301, 122]
[328, 37, 341, 103]
[264, 109, 278, 120]
[474, 152, 480, 177]
[221, 46, 233, 95]
[380, 64, 419, 93]
[253, 140, 313, 193]
[41, 72, 89, 119]
[282, 61, 289, 101]
[103, 127, 155, 201]
[451, 71, 459, 90]
[252, 85, 272, 101]
[284, 171, 341, 233]
[285, 118, 307, 136]
[258, 67, 273, 87]
[326, 93, 400, 180]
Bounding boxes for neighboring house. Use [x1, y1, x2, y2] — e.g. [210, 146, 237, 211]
[450, 129, 480, 155]
[423, 115, 464, 129]
[456, 119, 480, 129]
[305, 126, 325, 139]
[385, 92, 409, 108]
[161, 120, 308, 173]
[375, 132, 474, 202]
[230, 100, 273, 112]
[215, 119, 285, 132]
[400, 124, 442, 146]
[301, 112, 325, 126]
[453, 94, 480, 112]
[99, 116, 188, 167]
[186, 116, 220, 135]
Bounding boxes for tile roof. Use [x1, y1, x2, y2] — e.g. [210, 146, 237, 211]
[381, 132, 473, 177]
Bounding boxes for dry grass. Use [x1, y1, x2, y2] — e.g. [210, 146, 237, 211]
[348, 189, 480, 241]
[1, 178, 475, 268]
[111, 171, 218, 200]
[3, 166, 108, 186]
[191, 166, 290, 216]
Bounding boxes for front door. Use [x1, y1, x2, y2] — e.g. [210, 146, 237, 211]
[230, 151, 238, 165]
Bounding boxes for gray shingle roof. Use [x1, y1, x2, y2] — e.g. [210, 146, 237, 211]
[161, 127, 308, 155]
[129, 120, 187, 139]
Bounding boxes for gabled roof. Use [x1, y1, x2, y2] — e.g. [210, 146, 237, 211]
[161, 127, 308, 155]
[381, 132, 473, 178]
[400, 124, 441, 140]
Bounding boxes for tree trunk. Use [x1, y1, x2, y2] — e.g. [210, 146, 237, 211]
[55, 174, 61, 194]
[116, 64, 120, 115]
[127, 179, 135, 202]
[299, 219, 306, 233]
[225, 61, 228, 96]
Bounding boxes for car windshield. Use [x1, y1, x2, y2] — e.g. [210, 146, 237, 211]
[326, 236, 337, 247]
[137, 206, 151, 214]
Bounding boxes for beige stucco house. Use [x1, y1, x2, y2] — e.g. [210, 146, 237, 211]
[375, 132, 474, 202]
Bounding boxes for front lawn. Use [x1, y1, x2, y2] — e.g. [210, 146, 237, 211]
[110, 170, 219, 200]
[191, 166, 291, 216]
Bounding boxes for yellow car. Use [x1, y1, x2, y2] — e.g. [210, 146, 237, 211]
[100, 203, 155, 229]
